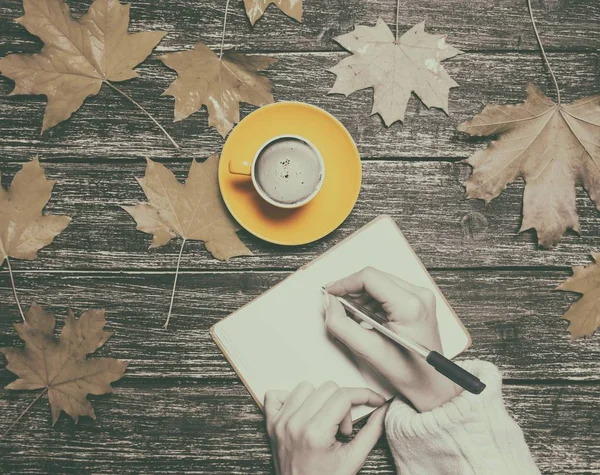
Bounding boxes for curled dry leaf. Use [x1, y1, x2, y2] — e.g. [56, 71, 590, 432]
[0, 0, 166, 132]
[0, 157, 71, 264]
[160, 43, 276, 138]
[243, 0, 302, 26]
[459, 83, 600, 247]
[557, 253, 600, 341]
[0, 303, 128, 425]
[329, 19, 462, 126]
[122, 155, 251, 261]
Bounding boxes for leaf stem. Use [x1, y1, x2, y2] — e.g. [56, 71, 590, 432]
[526, 0, 561, 105]
[163, 238, 186, 329]
[219, 0, 232, 59]
[395, 0, 401, 42]
[1, 388, 48, 438]
[5, 257, 25, 323]
[103, 80, 180, 149]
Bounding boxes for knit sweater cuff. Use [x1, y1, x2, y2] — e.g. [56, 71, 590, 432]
[385, 360, 540, 475]
[385, 359, 503, 440]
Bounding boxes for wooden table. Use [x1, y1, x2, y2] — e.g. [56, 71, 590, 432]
[1, 0, 599, 472]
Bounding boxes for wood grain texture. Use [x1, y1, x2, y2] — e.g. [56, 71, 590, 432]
[0, 382, 598, 474]
[1, 0, 598, 55]
[0, 270, 597, 380]
[1, 0, 599, 470]
[0, 53, 598, 160]
[0, 161, 599, 271]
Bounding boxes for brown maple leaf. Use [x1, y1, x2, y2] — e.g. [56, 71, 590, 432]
[556, 253, 600, 341]
[458, 83, 600, 247]
[329, 19, 462, 126]
[160, 43, 276, 138]
[243, 0, 302, 26]
[0, 157, 71, 264]
[0, 0, 166, 132]
[122, 155, 251, 261]
[1, 303, 127, 425]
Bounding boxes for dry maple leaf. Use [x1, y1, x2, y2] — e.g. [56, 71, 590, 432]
[122, 155, 251, 261]
[0, 157, 71, 264]
[556, 253, 600, 341]
[243, 0, 302, 26]
[160, 43, 276, 138]
[1, 303, 127, 425]
[328, 19, 462, 126]
[458, 83, 600, 247]
[0, 0, 166, 132]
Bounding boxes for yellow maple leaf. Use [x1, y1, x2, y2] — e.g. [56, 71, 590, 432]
[243, 0, 302, 26]
[557, 253, 600, 341]
[0, 0, 166, 131]
[1, 303, 127, 425]
[122, 155, 251, 261]
[329, 19, 462, 126]
[459, 83, 600, 247]
[0, 157, 71, 263]
[160, 43, 276, 138]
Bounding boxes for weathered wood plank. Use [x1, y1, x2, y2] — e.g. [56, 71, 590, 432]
[0, 270, 597, 380]
[0, 52, 597, 160]
[1, 0, 598, 55]
[0, 0, 597, 471]
[0, 382, 597, 474]
[0, 161, 599, 271]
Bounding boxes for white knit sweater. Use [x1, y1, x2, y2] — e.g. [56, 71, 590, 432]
[385, 360, 540, 475]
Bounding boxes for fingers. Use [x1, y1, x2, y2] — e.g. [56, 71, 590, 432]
[265, 382, 316, 438]
[265, 390, 289, 418]
[326, 267, 433, 305]
[278, 381, 315, 419]
[291, 381, 339, 421]
[388, 274, 436, 314]
[349, 292, 373, 306]
[326, 267, 401, 304]
[326, 267, 436, 324]
[325, 296, 385, 361]
[312, 387, 385, 433]
[325, 296, 418, 388]
[264, 389, 290, 436]
[345, 404, 389, 469]
[339, 411, 353, 436]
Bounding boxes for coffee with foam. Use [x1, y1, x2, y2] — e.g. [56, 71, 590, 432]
[254, 137, 323, 206]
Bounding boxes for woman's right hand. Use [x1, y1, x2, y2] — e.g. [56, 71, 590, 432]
[324, 267, 460, 412]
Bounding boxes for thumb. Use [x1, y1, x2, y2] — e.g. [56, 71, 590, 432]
[344, 404, 389, 470]
[324, 294, 382, 361]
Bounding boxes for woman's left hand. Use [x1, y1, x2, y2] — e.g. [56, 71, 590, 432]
[265, 381, 388, 475]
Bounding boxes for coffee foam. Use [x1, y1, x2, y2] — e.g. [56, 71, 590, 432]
[255, 138, 322, 205]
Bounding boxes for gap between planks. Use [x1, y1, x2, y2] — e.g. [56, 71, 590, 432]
[1, 375, 598, 388]
[193, 47, 600, 55]
[0, 157, 469, 165]
[0, 266, 577, 275]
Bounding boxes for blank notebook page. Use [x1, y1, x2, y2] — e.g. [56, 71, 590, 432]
[212, 216, 470, 420]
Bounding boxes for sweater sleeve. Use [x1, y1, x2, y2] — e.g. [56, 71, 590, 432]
[384, 360, 540, 475]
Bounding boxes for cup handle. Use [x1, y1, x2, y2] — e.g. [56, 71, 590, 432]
[229, 159, 252, 176]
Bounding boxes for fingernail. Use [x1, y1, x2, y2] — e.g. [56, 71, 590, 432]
[323, 280, 336, 288]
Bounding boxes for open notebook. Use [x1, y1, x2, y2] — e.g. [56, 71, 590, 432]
[211, 216, 471, 420]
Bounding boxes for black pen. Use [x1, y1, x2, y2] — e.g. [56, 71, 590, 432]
[322, 288, 486, 395]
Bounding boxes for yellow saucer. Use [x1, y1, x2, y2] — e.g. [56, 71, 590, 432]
[218, 102, 362, 246]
